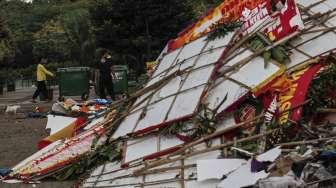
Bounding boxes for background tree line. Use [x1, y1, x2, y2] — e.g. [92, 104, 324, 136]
[0, 0, 221, 80]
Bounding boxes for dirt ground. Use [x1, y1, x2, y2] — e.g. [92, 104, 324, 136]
[0, 113, 49, 168]
[0, 112, 76, 188]
[0, 88, 76, 188]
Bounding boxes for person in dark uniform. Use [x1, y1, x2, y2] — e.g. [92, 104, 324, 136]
[98, 51, 115, 100]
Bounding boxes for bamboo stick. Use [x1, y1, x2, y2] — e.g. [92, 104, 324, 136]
[305, 176, 336, 186]
[276, 136, 336, 147]
[317, 108, 336, 113]
[136, 164, 195, 177]
[181, 159, 186, 188]
[301, 26, 336, 35]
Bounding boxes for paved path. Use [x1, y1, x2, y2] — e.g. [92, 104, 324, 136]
[0, 86, 98, 111]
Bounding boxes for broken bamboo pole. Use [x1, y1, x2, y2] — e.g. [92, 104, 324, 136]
[317, 108, 336, 113]
[305, 176, 336, 186]
[276, 136, 336, 147]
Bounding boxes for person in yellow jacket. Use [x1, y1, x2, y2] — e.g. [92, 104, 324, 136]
[32, 58, 54, 102]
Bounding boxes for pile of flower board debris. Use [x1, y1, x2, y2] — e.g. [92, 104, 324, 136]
[37, 98, 110, 150]
[2, 0, 336, 187]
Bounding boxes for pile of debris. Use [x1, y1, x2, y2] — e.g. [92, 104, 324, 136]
[1, 0, 336, 187]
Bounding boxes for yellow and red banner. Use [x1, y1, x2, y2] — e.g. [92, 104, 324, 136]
[271, 64, 322, 124]
[168, 0, 303, 51]
[168, 0, 268, 50]
[278, 64, 322, 124]
[38, 117, 87, 150]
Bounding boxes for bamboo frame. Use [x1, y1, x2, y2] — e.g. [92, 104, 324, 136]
[134, 127, 285, 175]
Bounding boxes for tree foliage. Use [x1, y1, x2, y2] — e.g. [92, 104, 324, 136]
[32, 19, 71, 61]
[0, 0, 221, 75]
[61, 8, 96, 66]
[0, 12, 15, 65]
[89, 0, 195, 74]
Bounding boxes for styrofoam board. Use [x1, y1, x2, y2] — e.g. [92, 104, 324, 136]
[177, 36, 208, 61]
[153, 76, 182, 101]
[184, 150, 221, 166]
[310, 2, 333, 14]
[206, 78, 249, 113]
[228, 55, 282, 88]
[179, 56, 197, 70]
[197, 159, 246, 181]
[218, 159, 269, 188]
[112, 110, 142, 138]
[325, 0, 336, 9]
[113, 32, 234, 138]
[84, 162, 143, 186]
[88, 162, 120, 177]
[145, 182, 180, 188]
[181, 66, 214, 91]
[151, 48, 182, 78]
[287, 49, 311, 66]
[326, 15, 336, 27]
[166, 86, 205, 121]
[149, 35, 207, 82]
[94, 176, 142, 187]
[134, 96, 175, 132]
[289, 25, 325, 47]
[160, 136, 184, 151]
[296, 0, 312, 7]
[296, 32, 336, 57]
[145, 170, 180, 183]
[223, 48, 253, 68]
[185, 179, 221, 188]
[132, 91, 153, 112]
[125, 136, 158, 163]
[124, 135, 184, 164]
[204, 32, 235, 51]
[194, 47, 225, 69]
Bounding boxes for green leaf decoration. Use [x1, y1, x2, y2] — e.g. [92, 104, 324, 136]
[248, 35, 290, 65]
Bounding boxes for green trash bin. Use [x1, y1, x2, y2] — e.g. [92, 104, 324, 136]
[112, 65, 128, 94]
[57, 67, 90, 100]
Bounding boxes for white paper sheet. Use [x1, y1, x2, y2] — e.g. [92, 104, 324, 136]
[218, 159, 269, 188]
[257, 146, 282, 162]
